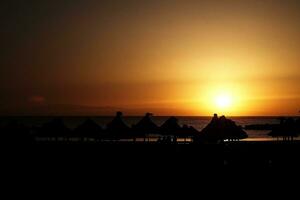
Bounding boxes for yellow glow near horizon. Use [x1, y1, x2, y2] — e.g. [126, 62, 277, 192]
[197, 84, 244, 116]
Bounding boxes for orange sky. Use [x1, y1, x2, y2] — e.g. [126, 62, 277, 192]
[1, 0, 300, 116]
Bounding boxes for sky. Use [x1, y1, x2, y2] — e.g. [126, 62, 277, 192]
[1, 0, 300, 116]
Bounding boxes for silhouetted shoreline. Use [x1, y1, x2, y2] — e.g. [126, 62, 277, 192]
[2, 113, 300, 168]
[1, 113, 250, 144]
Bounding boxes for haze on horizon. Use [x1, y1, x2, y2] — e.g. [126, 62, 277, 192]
[1, 0, 300, 116]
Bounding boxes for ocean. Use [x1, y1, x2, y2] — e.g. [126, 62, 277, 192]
[0, 116, 283, 139]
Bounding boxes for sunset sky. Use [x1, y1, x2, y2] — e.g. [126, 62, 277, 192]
[1, 0, 300, 116]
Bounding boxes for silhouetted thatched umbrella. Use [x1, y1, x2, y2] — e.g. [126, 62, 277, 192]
[201, 114, 248, 143]
[38, 118, 71, 141]
[180, 124, 199, 137]
[269, 117, 298, 141]
[106, 112, 131, 139]
[160, 117, 181, 135]
[158, 117, 182, 143]
[73, 118, 104, 141]
[132, 113, 159, 141]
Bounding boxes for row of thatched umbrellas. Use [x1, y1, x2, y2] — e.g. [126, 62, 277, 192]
[1, 112, 249, 143]
[36, 112, 199, 141]
[33, 112, 248, 143]
[4, 114, 300, 143]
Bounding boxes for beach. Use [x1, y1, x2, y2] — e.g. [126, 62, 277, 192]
[2, 115, 300, 170]
[0, 116, 283, 139]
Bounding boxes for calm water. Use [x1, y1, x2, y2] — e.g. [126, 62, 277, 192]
[0, 116, 282, 139]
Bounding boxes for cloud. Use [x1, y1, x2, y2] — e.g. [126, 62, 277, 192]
[28, 95, 46, 104]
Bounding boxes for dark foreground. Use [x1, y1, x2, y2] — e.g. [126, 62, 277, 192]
[224, 141, 300, 169]
[4, 141, 300, 193]
[5, 141, 300, 171]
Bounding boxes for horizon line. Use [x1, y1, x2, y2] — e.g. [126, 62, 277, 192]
[0, 114, 299, 118]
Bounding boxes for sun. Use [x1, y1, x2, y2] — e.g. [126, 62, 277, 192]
[215, 94, 232, 109]
[200, 85, 241, 115]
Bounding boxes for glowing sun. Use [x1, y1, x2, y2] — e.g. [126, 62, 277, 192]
[201, 86, 240, 115]
[215, 94, 232, 109]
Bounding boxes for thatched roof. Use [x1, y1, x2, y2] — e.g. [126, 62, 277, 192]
[132, 113, 159, 136]
[38, 118, 71, 137]
[160, 117, 182, 136]
[176, 125, 199, 138]
[200, 114, 248, 142]
[74, 118, 103, 138]
[106, 112, 131, 138]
